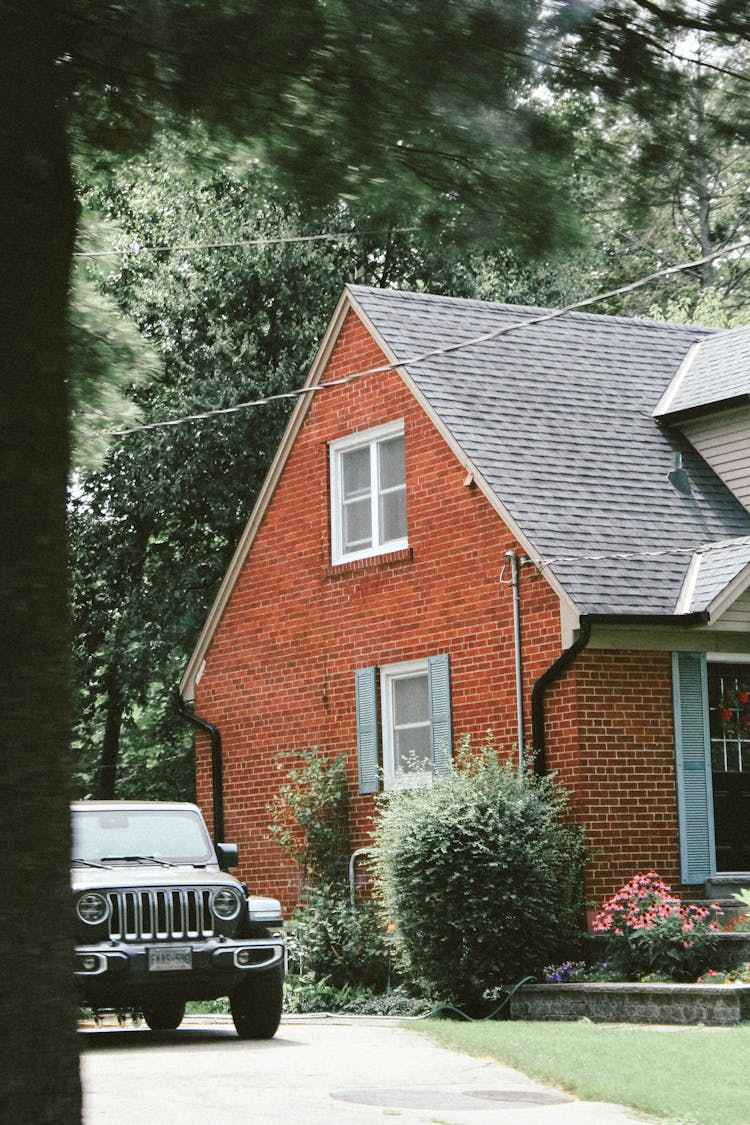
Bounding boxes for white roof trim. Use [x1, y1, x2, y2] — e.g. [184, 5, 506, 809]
[180, 287, 354, 699]
[180, 286, 576, 699]
[652, 339, 701, 418]
[675, 550, 702, 615]
[705, 559, 750, 623]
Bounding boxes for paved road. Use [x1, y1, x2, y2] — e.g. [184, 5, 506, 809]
[80, 1016, 658, 1125]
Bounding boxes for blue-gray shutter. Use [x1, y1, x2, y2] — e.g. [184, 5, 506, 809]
[355, 666, 380, 794]
[428, 653, 453, 778]
[672, 652, 715, 884]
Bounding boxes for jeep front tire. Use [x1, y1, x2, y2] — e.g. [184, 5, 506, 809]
[230, 966, 283, 1039]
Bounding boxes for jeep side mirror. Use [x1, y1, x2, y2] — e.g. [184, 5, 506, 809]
[216, 842, 239, 871]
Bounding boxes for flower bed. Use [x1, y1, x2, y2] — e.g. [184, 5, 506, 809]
[510, 981, 750, 1026]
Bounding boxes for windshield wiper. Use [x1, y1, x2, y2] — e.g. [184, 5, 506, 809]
[72, 857, 110, 869]
[100, 854, 177, 867]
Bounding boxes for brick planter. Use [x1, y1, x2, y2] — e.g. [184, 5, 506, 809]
[510, 982, 750, 1026]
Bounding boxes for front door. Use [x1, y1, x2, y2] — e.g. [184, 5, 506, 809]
[708, 662, 750, 872]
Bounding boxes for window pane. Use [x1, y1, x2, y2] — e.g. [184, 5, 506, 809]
[393, 674, 429, 725]
[342, 445, 371, 500]
[378, 435, 405, 490]
[395, 725, 431, 773]
[380, 488, 406, 543]
[343, 497, 372, 551]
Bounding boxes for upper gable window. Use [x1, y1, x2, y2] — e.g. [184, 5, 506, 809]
[329, 421, 407, 565]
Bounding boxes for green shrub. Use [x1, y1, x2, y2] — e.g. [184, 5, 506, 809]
[287, 882, 392, 991]
[267, 747, 349, 890]
[372, 738, 587, 1007]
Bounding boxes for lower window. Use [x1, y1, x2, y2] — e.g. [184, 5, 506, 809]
[381, 661, 433, 787]
[355, 653, 452, 793]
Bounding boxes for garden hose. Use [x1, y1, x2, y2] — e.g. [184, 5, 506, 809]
[402, 974, 537, 1022]
[288, 974, 536, 1023]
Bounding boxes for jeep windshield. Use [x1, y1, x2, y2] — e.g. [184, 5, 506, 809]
[72, 807, 215, 867]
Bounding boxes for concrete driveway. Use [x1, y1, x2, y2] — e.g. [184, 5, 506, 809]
[80, 1015, 658, 1125]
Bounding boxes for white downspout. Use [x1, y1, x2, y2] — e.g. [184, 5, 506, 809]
[506, 550, 525, 778]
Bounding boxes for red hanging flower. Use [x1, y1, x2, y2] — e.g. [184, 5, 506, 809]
[738, 691, 749, 706]
[720, 707, 733, 723]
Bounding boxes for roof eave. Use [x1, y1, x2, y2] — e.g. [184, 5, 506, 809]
[656, 393, 750, 427]
[581, 610, 710, 627]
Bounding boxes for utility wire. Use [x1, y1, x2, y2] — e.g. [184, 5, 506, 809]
[74, 226, 417, 259]
[109, 236, 750, 438]
[525, 536, 750, 572]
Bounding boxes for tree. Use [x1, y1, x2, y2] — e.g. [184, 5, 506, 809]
[70, 133, 578, 802]
[3, 7, 578, 1111]
[544, 34, 750, 318]
[1, 6, 82, 1121]
[6, 1, 750, 1118]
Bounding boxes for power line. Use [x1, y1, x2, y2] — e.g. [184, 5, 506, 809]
[74, 226, 417, 259]
[109, 236, 750, 438]
[525, 537, 750, 572]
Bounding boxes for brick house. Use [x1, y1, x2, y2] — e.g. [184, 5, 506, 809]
[180, 285, 750, 920]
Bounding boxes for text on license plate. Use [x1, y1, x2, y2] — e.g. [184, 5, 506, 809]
[148, 947, 192, 972]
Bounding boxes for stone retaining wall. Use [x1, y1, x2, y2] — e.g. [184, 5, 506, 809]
[510, 983, 750, 1026]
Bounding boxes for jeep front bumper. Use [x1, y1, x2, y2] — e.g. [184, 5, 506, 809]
[74, 935, 284, 1006]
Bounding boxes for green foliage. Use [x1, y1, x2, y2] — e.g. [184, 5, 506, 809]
[267, 747, 350, 889]
[591, 872, 720, 982]
[372, 737, 587, 1007]
[268, 745, 394, 999]
[283, 974, 423, 1015]
[286, 883, 392, 993]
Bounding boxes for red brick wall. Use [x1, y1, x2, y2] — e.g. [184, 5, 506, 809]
[195, 310, 564, 911]
[545, 648, 693, 918]
[194, 308, 688, 920]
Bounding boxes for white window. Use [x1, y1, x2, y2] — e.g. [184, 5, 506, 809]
[381, 661, 433, 788]
[330, 421, 407, 565]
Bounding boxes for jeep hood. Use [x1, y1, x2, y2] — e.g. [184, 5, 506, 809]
[71, 865, 237, 894]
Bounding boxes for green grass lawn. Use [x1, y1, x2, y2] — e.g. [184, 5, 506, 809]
[414, 1019, 750, 1124]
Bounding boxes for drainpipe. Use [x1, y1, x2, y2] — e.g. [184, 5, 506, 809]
[505, 550, 525, 778]
[530, 617, 592, 777]
[176, 692, 225, 845]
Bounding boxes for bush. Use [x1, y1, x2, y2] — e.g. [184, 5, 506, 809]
[591, 871, 721, 981]
[287, 882, 392, 992]
[372, 739, 587, 1007]
[267, 747, 349, 891]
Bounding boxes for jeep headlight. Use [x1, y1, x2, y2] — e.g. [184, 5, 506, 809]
[211, 888, 242, 921]
[76, 892, 110, 925]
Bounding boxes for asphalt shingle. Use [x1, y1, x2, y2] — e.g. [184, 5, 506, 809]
[348, 285, 750, 616]
[655, 324, 750, 418]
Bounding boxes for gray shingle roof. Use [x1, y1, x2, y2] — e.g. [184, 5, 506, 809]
[348, 285, 750, 616]
[655, 324, 750, 419]
[682, 535, 750, 614]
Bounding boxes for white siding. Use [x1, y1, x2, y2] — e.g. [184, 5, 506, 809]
[708, 584, 750, 632]
[681, 405, 750, 512]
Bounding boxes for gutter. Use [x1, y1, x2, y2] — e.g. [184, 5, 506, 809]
[530, 609, 709, 777]
[176, 693, 225, 845]
[530, 619, 592, 778]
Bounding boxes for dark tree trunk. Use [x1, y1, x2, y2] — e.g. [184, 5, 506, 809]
[97, 666, 124, 799]
[0, 3, 82, 1121]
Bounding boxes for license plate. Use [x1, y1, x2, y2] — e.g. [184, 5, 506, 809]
[148, 947, 192, 972]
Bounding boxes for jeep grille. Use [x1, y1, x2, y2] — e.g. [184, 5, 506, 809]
[106, 888, 215, 941]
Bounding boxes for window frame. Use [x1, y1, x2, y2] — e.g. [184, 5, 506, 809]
[329, 420, 407, 566]
[380, 659, 432, 790]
